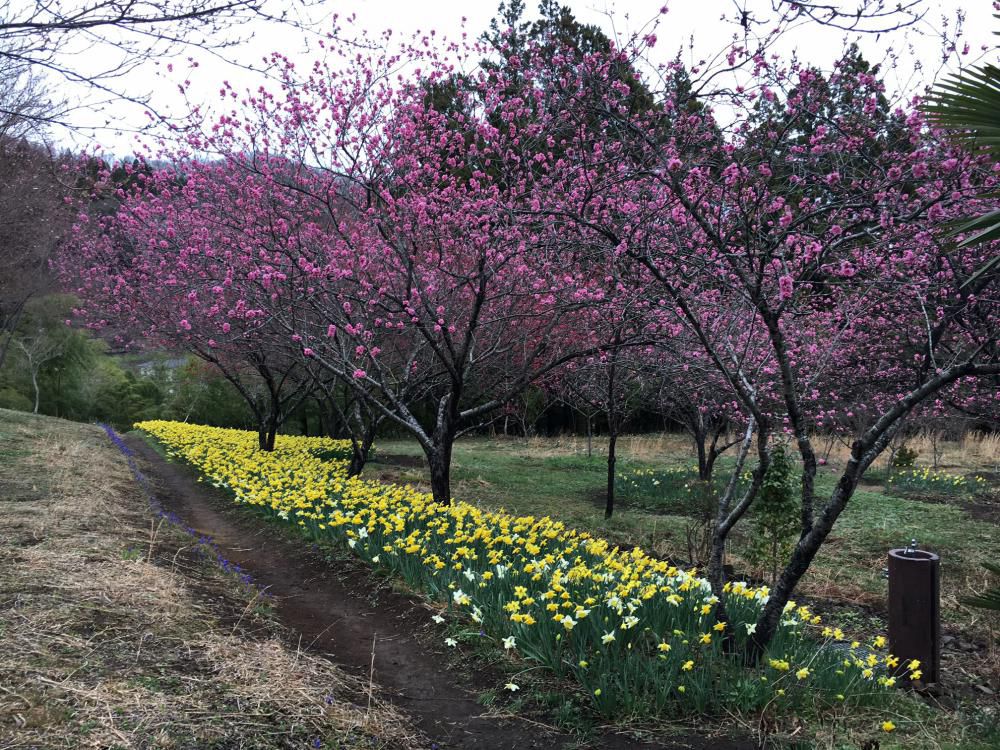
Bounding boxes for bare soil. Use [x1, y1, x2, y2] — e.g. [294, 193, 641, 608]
[904, 491, 1000, 524]
[373, 452, 428, 469]
[125, 434, 754, 750]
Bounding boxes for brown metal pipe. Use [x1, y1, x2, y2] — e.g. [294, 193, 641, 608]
[887, 547, 940, 685]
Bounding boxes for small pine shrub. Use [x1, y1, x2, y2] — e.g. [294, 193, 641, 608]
[746, 444, 799, 585]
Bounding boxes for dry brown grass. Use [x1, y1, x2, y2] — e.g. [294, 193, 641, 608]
[0, 410, 420, 750]
[522, 431, 696, 463]
[522, 428, 1000, 473]
[813, 429, 1000, 473]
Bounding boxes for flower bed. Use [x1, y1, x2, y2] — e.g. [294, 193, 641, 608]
[887, 467, 987, 497]
[136, 420, 912, 723]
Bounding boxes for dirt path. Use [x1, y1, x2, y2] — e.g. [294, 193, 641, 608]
[125, 435, 751, 750]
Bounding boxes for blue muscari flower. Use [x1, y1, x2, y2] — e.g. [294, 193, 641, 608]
[100, 424, 257, 587]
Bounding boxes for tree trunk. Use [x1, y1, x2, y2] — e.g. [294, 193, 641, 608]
[605, 430, 617, 519]
[708, 526, 726, 592]
[695, 427, 709, 480]
[347, 429, 377, 477]
[423, 396, 460, 505]
[707, 419, 760, 595]
[586, 415, 593, 458]
[31, 367, 40, 414]
[347, 448, 366, 477]
[258, 410, 279, 451]
[426, 440, 453, 505]
[705, 448, 720, 482]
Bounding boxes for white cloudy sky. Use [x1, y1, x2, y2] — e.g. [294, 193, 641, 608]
[47, 0, 997, 155]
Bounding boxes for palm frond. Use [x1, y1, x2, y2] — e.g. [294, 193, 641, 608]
[960, 587, 1000, 611]
[959, 562, 1000, 611]
[953, 209, 1000, 247]
[921, 31, 1000, 268]
[932, 211, 1000, 287]
[923, 64, 1000, 159]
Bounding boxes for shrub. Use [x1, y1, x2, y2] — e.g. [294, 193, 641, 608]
[745, 445, 800, 585]
[0, 387, 33, 412]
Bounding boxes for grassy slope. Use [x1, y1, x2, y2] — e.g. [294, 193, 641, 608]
[0, 409, 417, 750]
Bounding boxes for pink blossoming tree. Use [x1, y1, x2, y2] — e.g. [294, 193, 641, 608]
[534, 39, 1000, 654]
[58, 19, 1000, 661]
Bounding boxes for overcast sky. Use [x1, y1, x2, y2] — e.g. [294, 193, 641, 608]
[52, 0, 997, 156]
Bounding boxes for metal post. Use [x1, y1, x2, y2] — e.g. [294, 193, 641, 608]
[887, 542, 940, 684]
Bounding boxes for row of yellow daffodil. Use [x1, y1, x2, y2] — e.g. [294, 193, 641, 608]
[136, 421, 915, 723]
[887, 467, 987, 496]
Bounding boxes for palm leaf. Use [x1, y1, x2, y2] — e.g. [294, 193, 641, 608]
[924, 65, 1000, 158]
[960, 587, 1000, 611]
[959, 562, 1000, 611]
[936, 210, 1000, 287]
[922, 15, 1000, 152]
[921, 30, 1000, 276]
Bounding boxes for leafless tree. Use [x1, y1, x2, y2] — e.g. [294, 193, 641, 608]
[649, 0, 957, 109]
[14, 325, 65, 412]
[0, 135, 72, 370]
[0, 57, 64, 139]
[754, 1, 925, 34]
[0, 1, 323, 132]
